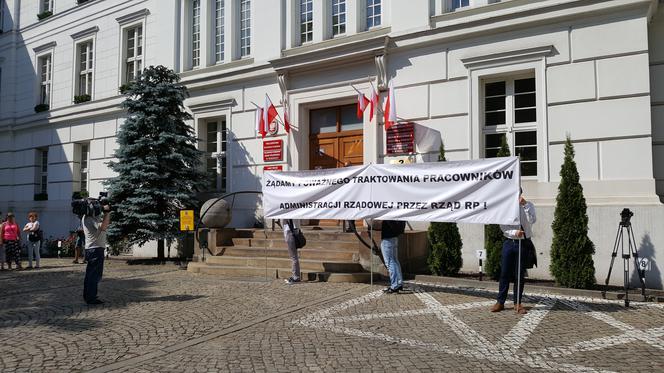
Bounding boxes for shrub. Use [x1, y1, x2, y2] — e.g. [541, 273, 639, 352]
[34, 104, 50, 113]
[426, 143, 463, 276]
[42, 235, 76, 258]
[484, 134, 510, 279]
[37, 11, 53, 20]
[550, 136, 596, 289]
[74, 94, 91, 104]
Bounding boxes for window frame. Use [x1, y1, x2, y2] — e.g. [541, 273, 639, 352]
[331, 0, 346, 37]
[366, 0, 381, 30]
[74, 39, 95, 98]
[37, 52, 53, 107]
[191, 0, 201, 68]
[79, 143, 90, 194]
[239, 0, 251, 57]
[38, 148, 48, 195]
[119, 20, 145, 85]
[481, 74, 538, 178]
[214, 0, 225, 63]
[41, 0, 54, 13]
[203, 118, 228, 192]
[299, 0, 313, 44]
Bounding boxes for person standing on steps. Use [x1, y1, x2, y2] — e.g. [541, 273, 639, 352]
[491, 188, 536, 315]
[282, 218, 301, 285]
[381, 220, 406, 294]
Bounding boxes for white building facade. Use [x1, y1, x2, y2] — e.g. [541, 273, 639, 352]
[1, 0, 664, 286]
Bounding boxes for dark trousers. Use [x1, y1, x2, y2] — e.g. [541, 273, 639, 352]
[83, 248, 105, 302]
[497, 239, 526, 305]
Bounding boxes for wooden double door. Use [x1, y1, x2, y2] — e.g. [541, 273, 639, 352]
[308, 104, 364, 227]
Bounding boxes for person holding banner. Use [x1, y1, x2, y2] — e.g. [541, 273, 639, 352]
[282, 219, 301, 285]
[381, 220, 406, 294]
[492, 189, 536, 314]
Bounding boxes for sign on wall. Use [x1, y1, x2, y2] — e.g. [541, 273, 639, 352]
[179, 210, 195, 231]
[263, 139, 283, 162]
[263, 157, 521, 225]
[386, 122, 414, 155]
[264, 165, 284, 172]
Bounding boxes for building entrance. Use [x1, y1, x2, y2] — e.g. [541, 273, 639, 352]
[308, 104, 364, 228]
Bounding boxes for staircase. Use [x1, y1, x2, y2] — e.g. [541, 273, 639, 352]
[187, 227, 377, 283]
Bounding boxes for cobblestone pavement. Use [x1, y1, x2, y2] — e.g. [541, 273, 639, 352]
[1, 259, 663, 372]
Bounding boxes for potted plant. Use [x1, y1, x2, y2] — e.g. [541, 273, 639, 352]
[34, 104, 50, 113]
[74, 94, 91, 104]
[37, 10, 53, 20]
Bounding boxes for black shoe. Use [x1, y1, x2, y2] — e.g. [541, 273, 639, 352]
[383, 287, 399, 294]
[86, 299, 104, 305]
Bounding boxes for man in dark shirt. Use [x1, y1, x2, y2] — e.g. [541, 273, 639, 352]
[381, 220, 406, 293]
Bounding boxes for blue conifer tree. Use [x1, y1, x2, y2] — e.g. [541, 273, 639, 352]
[106, 65, 205, 258]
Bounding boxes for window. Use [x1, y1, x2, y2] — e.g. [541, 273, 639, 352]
[79, 144, 89, 193]
[366, 0, 381, 29]
[483, 77, 537, 176]
[239, 0, 251, 57]
[38, 54, 52, 106]
[41, 0, 54, 13]
[76, 41, 93, 97]
[124, 25, 143, 82]
[310, 104, 362, 134]
[332, 0, 346, 36]
[214, 0, 225, 62]
[39, 149, 48, 195]
[191, 0, 201, 68]
[300, 0, 313, 44]
[205, 120, 227, 192]
[449, 0, 470, 11]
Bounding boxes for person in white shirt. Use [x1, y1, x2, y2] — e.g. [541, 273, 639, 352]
[491, 188, 536, 315]
[23, 211, 42, 269]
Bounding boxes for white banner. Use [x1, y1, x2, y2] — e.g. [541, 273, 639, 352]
[263, 157, 521, 225]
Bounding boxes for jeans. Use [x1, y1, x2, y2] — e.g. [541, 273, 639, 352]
[497, 239, 526, 305]
[83, 247, 105, 302]
[285, 231, 300, 279]
[381, 237, 403, 290]
[27, 240, 41, 267]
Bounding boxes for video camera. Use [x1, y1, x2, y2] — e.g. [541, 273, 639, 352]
[71, 192, 110, 218]
[620, 208, 633, 226]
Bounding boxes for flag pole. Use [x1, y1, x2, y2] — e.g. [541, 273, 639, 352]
[265, 94, 285, 124]
[349, 84, 363, 95]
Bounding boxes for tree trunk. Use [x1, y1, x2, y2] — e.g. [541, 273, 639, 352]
[157, 239, 165, 260]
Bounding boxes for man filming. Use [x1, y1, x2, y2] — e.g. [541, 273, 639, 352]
[82, 199, 111, 305]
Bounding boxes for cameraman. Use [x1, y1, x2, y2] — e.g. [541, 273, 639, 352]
[82, 201, 110, 305]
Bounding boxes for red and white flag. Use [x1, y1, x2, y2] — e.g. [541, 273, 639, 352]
[255, 106, 265, 138]
[283, 96, 291, 133]
[263, 94, 278, 132]
[384, 80, 397, 131]
[369, 88, 378, 122]
[356, 92, 370, 119]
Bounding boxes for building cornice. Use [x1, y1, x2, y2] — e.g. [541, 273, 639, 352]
[187, 99, 237, 114]
[70, 26, 99, 40]
[461, 45, 555, 69]
[32, 41, 56, 54]
[115, 8, 150, 25]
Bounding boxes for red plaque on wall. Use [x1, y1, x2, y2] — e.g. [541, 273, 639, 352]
[263, 139, 283, 162]
[386, 122, 414, 155]
[264, 165, 283, 172]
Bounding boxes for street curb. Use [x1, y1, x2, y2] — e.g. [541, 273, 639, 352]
[410, 274, 664, 302]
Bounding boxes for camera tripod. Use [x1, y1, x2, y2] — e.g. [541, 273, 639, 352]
[603, 211, 646, 307]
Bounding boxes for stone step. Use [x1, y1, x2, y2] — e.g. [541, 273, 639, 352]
[235, 229, 361, 242]
[213, 246, 359, 262]
[204, 255, 364, 273]
[231, 237, 360, 251]
[187, 262, 375, 283]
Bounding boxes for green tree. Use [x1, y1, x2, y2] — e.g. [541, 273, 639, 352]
[484, 134, 510, 279]
[550, 136, 596, 288]
[427, 143, 463, 276]
[105, 65, 205, 259]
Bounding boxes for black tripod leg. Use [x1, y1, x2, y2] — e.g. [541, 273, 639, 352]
[627, 225, 647, 300]
[604, 224, 622, 294]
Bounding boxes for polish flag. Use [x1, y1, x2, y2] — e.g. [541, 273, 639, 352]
[369, 88, 378, 122]
[383, 80, 397, 131]
[357, 92, 370, 119]
[255, 106, 265, 138]
[283, 96, 291, 133]
[263, 94, 278, 132]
